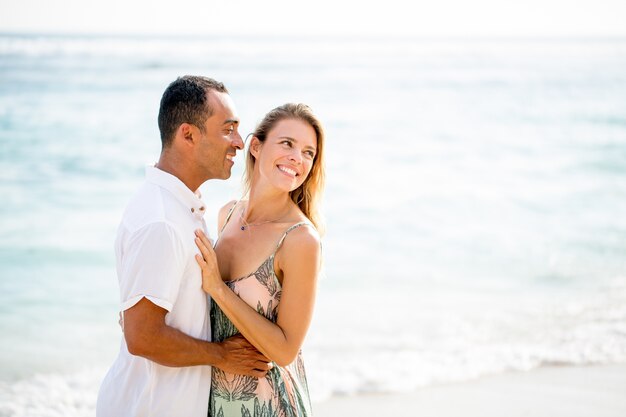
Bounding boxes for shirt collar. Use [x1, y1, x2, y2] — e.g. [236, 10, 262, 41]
[145, 165, 207, 220]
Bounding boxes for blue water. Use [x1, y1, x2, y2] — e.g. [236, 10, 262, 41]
[1, 34, 626, 415]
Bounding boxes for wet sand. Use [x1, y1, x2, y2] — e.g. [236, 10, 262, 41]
[314, 364, 626, 417]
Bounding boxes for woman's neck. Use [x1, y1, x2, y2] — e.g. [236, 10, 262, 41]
[244, 184, 292, 223]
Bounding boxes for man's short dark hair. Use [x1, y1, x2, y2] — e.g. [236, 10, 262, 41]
[158, 76, 229, 148]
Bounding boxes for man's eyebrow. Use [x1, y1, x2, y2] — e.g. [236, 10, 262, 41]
[223, 119, 239, 125]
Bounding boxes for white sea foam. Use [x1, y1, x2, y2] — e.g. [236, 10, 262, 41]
[2, 282, 625, 414]
[304, 282, 626, 400]
[0, 368, 102, 417]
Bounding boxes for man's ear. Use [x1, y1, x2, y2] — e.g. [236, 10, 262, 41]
[250, 136, 262, 158]
[177, 123, 196, 146]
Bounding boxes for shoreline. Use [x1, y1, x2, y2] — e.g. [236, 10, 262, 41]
[313, 364, 626, 417]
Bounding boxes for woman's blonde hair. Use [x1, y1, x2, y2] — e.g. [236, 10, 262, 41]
[243, 103, 325, 234]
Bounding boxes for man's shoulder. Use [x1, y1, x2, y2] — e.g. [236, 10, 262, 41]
[118, 180, 194, 240]
[120, 181, 166, 230]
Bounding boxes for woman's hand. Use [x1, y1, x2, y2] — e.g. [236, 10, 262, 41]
[194, 229, 223, 295]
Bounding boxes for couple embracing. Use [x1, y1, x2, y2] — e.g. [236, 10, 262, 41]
[96, 76, 325, 417]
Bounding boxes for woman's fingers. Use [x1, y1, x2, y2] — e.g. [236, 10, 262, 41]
[196, 229, 212, 248]
[194, 229, 222, 294]
[194, 231, 214, 259]
[195, 236, 209, 258]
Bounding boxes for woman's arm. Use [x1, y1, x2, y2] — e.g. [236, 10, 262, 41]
[195, 226, 321, 366]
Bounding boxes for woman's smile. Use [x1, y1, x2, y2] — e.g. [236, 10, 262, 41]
[277, 164, 299, 178]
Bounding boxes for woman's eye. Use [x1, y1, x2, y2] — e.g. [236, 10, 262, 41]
[304, 151, 315, 158]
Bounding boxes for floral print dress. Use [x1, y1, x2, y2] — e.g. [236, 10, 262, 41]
[209, 221, 313, 417]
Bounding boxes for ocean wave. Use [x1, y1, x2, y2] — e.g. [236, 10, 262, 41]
[1, 337, 624, 416]
[3, 284, 626, 412]
[0, 368, 102, 417]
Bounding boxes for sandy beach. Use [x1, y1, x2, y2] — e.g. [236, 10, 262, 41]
[314, 364, 626, 417]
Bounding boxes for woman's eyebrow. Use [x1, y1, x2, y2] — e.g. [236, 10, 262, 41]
[277, 136, 317, 151]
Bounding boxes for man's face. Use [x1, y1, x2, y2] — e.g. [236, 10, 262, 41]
[195, 90, 243, 180]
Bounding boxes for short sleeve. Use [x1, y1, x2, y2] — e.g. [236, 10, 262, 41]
[118, 222, 186, 312]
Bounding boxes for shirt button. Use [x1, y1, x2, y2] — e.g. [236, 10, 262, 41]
[191, 208, 195, 213]
[200, 206, 205, 211]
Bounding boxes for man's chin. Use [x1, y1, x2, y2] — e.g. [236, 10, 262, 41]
[204, 172, 231, 181]
[220, 169, 233, 180]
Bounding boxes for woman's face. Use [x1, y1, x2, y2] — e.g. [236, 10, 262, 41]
[252, 118, 318, 193]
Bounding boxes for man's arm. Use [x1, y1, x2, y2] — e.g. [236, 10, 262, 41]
[123, 297, 271, 377]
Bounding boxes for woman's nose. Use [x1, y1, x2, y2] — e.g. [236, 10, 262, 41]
[289, 149, 303, 164]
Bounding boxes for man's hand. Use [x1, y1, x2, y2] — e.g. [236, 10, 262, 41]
[216, 334, 273, 378]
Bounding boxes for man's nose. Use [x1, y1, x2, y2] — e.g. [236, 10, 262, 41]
[232, 131, 244, 150]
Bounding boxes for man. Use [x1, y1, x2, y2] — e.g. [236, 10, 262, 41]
[97, 76, 271, 417]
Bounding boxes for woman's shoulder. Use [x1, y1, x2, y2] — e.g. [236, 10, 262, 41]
[217, 199, 241, 232]
[281, 221, 321, 253]
[275, 221, 321, 280]
[218, 199, 239, 217]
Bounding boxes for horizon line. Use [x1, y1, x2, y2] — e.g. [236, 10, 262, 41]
[1, 30, 626, 41]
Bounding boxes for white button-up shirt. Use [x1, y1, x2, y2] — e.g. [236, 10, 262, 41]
[97, 166, 212, 417]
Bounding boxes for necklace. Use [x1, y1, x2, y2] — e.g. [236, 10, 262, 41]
[238, 205, 289, 231]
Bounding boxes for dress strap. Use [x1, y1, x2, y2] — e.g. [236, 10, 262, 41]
[272, 222, 312, 256]
[219, 200, 239, 235]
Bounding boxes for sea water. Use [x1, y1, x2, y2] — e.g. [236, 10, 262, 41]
[1, 34, 626, 415]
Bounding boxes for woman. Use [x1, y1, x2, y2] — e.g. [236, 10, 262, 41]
[194, 103, 325, 417]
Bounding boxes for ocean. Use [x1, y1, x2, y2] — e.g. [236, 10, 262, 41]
[1, 33, 626, 415]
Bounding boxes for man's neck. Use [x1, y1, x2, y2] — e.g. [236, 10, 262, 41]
[156, 153, 203, 192]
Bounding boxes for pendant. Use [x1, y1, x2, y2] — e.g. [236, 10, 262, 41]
[241, 226, 245, 230]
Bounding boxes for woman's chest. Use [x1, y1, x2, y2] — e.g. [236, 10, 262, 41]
[214, 231, 281, 281]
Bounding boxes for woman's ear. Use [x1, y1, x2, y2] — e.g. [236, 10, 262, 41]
[250, 136, 262, 158]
